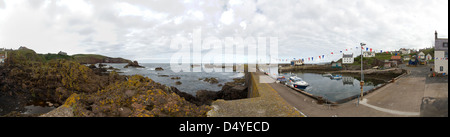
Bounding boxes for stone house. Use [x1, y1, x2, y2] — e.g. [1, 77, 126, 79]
[434, 31, 448, 75]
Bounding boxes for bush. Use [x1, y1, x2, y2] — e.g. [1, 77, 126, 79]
[64, 75, 211, 117]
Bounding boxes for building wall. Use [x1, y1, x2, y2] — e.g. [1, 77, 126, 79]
[342, 57, 354, 64]
[434, 34, 448, 74]
[434, 51, 448, 74]
[435, 39, 448, 51]
[363, 52, 375, 57]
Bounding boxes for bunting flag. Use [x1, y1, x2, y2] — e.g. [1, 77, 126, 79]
[283, 45, 385, 64]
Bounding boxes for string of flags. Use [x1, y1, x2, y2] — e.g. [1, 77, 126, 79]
[273, 45, 394, 63]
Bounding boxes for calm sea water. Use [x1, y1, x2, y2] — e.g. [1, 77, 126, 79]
[105, 63, 244, 95]
[107, 63, 385, 102]
[280, 72, 385, 102]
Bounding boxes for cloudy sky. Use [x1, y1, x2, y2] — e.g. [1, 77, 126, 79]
[0, 0, 448, 63]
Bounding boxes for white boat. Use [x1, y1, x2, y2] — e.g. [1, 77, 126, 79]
[289, 76, 309, 89]
[322, 73, 332, 77]
[331, 74, 343, 80]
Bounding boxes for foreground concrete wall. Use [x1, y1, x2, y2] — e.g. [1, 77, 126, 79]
[207, 72, 304, 117]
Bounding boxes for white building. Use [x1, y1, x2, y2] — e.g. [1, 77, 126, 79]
[342, 53, 354, 64]
[399, 48, 411, 55]
[426, 54, 433, 61]
[362, 51, 376, 57]
[403, 55, 411, 61]
[434, 31, 448, 75]
[418, 52, 425, 60]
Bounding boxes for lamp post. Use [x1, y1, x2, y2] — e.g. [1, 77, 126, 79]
[360, 43, 365, 103]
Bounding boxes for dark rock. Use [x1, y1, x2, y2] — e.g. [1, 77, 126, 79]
[194, 78, 248, 105]
[98, 63, 106, 68]
[158, 75, 169, 77]
[216, 84, 248, 100]
[202, 77, 219, 84]
[196, 90, 218, 105]
[88, 64, 97, 69]
[170, 87, 203, 106]
[171, 77, 181, 80]
[175, 81, 182, 85]
[155, 67, 164, 71]
[124, 61, 145, 68]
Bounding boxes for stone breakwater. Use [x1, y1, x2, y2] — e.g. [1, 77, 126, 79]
[207, 72, 304, 117]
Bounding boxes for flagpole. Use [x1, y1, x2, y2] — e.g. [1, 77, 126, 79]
[359, 43, 366, 106]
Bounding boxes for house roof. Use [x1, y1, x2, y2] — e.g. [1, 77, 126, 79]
[343, 54, 353, 58]
[391, 56, 401, 60]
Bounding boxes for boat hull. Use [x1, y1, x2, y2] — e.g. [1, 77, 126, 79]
[293, 84, 308, 89]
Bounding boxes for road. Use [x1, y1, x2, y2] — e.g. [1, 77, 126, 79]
[264, 64, 447, 117]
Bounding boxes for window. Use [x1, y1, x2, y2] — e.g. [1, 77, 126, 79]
[440, 66, 444, 71]
[445, 51, 448, 58]
[444, 42, 448, 48]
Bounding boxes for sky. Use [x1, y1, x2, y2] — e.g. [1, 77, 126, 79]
[0, 0, 448, 63]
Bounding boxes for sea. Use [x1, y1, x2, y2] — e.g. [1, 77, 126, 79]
[279, 72, 385, 102]
[105, 63, 385, 102]
[104, 63, 245, 95]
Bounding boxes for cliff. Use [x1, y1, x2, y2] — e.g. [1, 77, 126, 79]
[71, 54, 131, 64]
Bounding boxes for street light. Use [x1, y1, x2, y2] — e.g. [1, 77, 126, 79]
[359, 43, 366, 104]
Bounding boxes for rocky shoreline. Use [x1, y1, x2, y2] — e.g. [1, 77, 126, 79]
[0, 48, 248, 117]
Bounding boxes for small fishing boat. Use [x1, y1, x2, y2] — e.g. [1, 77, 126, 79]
[289, 76, 309, 89]
[331, 74, 343, 80]
[276, 76, 286, 82]
[322, 73, 332, 77]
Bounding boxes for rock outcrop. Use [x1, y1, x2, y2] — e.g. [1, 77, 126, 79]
[201, 77, 219, 84]
[124, 61, 145, 68]
[195, 78, 247, 105]
[155, 67, 164, 71]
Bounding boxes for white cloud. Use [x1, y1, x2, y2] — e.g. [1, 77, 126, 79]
[0, 0, 447, 63]
[220, 9, 234, 25]
[55, 0, 93, 16]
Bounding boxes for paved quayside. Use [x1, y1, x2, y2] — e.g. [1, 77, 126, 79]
[265, 64, 447, 117]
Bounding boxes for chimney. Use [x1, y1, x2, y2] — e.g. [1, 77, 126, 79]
[435, 30, 438, 39]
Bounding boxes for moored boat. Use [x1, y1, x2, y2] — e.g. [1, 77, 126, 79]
[322, 73, 332, 77]
[288, 76, 309, 89]
[331, 74, 342, 80]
